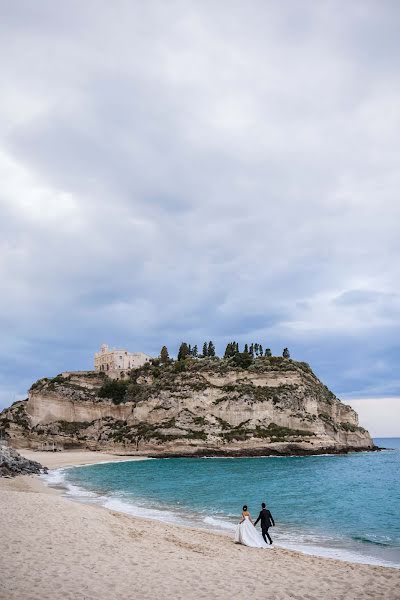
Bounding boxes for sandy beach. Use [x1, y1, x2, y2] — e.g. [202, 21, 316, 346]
[1, 451, 399, 600]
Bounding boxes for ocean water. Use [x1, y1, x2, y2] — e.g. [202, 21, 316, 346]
[45, 438, 400, 568]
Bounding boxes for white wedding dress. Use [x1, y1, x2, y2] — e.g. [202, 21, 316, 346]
[234, 516, 269, 548]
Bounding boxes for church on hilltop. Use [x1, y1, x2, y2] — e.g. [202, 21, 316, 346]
[94, 344, 151, 372]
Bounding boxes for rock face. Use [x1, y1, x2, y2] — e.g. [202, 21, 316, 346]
[0, 444, 44, 477]
[0, 357, 374, 456]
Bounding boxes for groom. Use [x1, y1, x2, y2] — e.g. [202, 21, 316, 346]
[254, 502, 275, 545]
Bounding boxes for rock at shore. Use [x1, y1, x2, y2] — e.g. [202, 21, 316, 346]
[0, 445, 45, 477]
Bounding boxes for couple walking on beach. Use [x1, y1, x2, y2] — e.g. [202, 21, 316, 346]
[234, 502, 275, 549]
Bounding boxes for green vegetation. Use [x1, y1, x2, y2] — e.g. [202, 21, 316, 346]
[254, 423, 314, 440]
[224, 341, 239, 358]
[215, 417, 231, 430]
[98, 380, 129, 404]
[221, 427, 249, 442]
[319, 412, 333, 423]
[231, 352, 253, 369]
[0, 416, 11, 432]
[220, 422, 314, 443]
[104, 417, 208, 445]
[160, 346, 170, 364]
[207, 341, 216, 357]
[57, 421, 92, 435]
[10, 404, 30, 429]
[177, 342, 190, 361]
[51, 375, 67, 384]
[30, 377, 50, 391]
[339, 422, 366, 433]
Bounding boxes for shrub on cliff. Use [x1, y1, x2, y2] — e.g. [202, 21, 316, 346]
[98, 379, 129, 404]
[231, 352, 253, 369]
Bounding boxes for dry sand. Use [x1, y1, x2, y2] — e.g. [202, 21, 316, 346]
[18, 449, 149, 469]
[1, 451, 399, 600]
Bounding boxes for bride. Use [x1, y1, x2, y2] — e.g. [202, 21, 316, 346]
[234, 505, 269, 548]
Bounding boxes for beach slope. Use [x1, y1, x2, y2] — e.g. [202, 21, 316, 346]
[0, 451, 399, 600]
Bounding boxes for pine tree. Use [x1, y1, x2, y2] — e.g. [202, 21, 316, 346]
[259, 344, 263, 356]
[188, 344, 192, 356]
[160, 346, 170, 364]
[265, 348, 272, 357]
[283, 347, 290, 359]
[244, 343, 249, 354]
[254, 343, 259, 356]
[202, 342, 208, 357]
[249, 343, 254, 356]
[192, 345, 198, 357]
[178, 342, 190, 361]
[208, 341, 216, 357]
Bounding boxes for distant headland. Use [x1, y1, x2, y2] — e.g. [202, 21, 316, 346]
[0, 341, 375, 456]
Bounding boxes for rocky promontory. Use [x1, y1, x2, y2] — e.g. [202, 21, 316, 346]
[0, 356, 374, 456]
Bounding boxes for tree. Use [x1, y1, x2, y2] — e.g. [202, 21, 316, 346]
[188, 344, 192, 356]
[160, 346, 170, 364]
[259, 344, 263, 356]
[249, 343, 254, 356]
[254, 343, 259, 356]
[178, 342, 190, 361]
[265, 348, 272, 357]
[98, 379, 129, 404]
[192, 345, 198, 357]
[283, 347, 290, 359]
[244, 343, 249, 354]
[224, 341, 238, 358]
[208, 340, 216, 357]
[232, 352, 253, 369]
[224, 343, 232, 358]
[202, 342, 208, 357]
[236, 342, 239, 353]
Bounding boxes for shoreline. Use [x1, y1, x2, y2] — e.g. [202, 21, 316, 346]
[1, 450, 399, 600]
[146, 444, 380, 458]
[40, 451, 399, 571]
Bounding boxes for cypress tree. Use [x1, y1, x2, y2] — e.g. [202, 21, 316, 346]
[178, 342, 190, 361]
[283, 347, 290, 359]
[244, 343, 249, 354]
[224, 342, 238, 358]
[192, 345, 198, 357]
[160, 346, 170, 364]
[202, 342, 208, 357]
[208, 341, 216, 357]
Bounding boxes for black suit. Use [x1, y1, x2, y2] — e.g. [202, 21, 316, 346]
[254, 508, 275, 544]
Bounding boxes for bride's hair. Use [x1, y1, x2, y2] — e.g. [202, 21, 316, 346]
[243, 505, 247, 511]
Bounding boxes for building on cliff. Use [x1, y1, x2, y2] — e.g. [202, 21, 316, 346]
[94, 344, 151, 372]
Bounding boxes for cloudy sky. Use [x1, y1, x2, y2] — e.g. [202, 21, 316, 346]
[1, 1, 399, 435]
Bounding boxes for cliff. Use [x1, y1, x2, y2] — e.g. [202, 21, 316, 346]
[0, 357, 374, 456]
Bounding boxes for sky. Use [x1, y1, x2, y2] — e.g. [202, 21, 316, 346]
[0, 1, 399, 435]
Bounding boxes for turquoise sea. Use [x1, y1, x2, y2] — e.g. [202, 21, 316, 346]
[46, 438, 400, 568]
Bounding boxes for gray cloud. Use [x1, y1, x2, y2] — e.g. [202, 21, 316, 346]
[1, 1, 400, 419]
